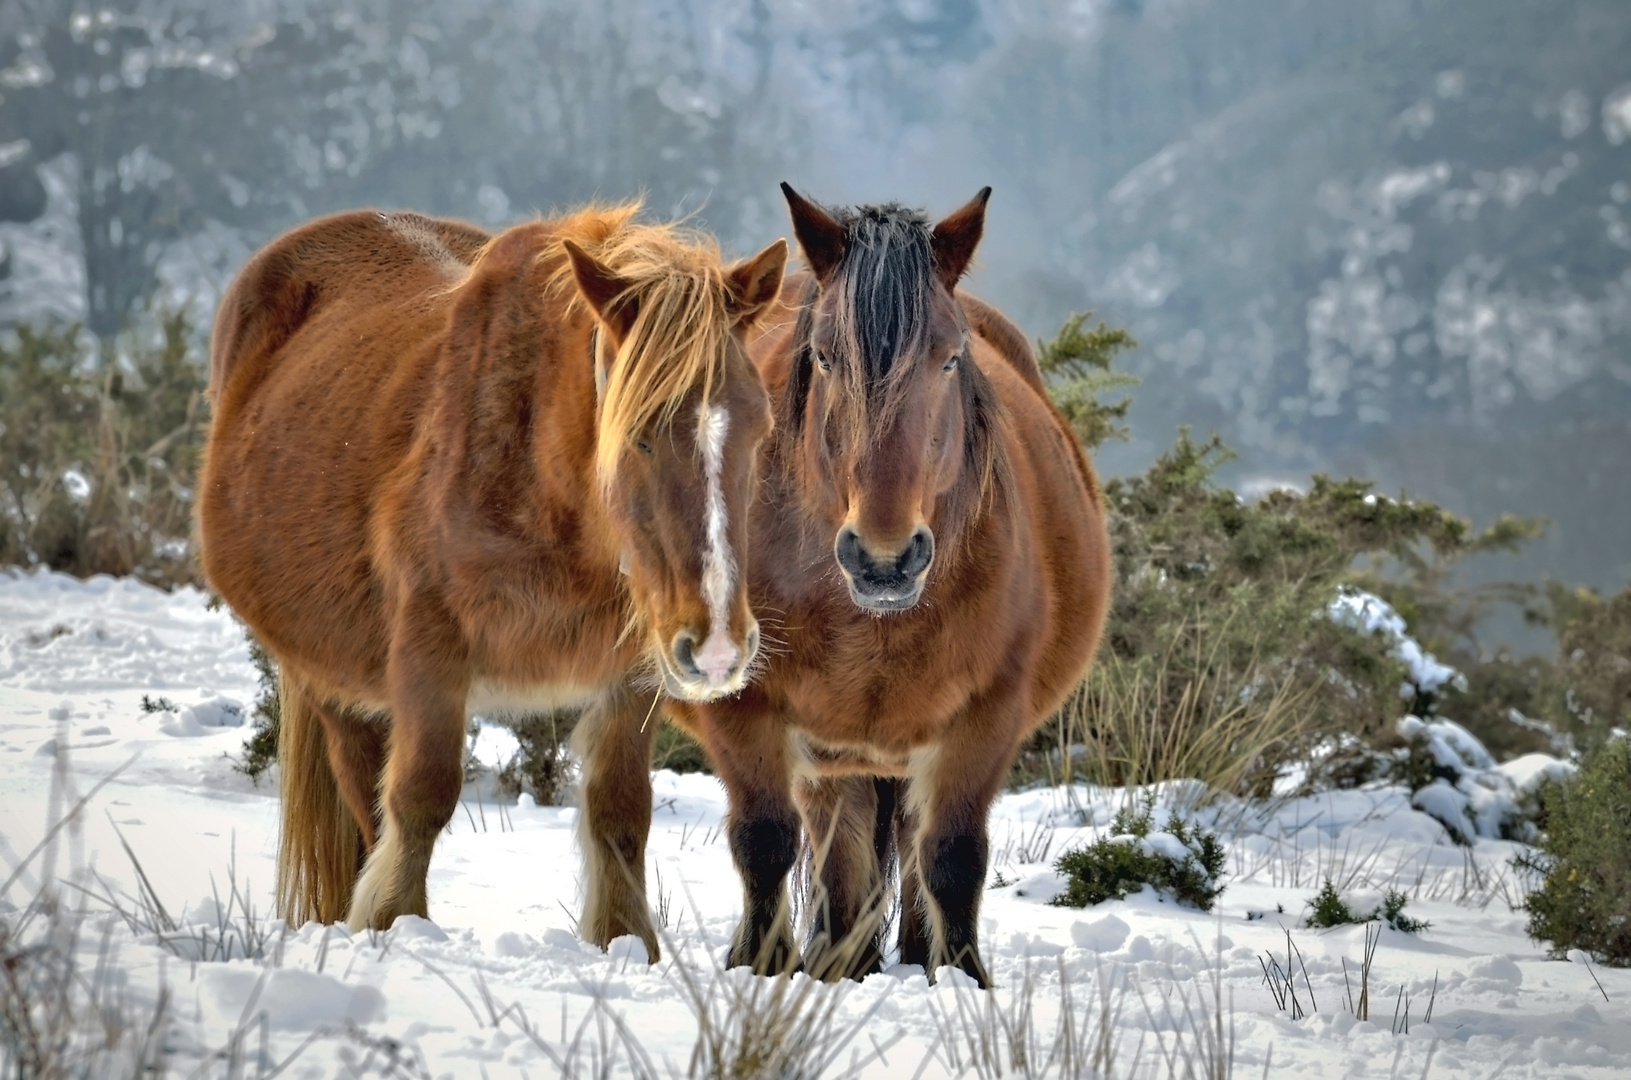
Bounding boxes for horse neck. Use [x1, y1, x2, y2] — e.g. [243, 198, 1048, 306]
[450, 288, 620, 567]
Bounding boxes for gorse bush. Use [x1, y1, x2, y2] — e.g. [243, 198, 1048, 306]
[0, 315, 209, 587]
[234, 631, 282, 784]
[1305, 879, 1429, 933]
[1517, 738, 1631, 965]
[495, 710, 579, 806]
[1020, 311, 1554, 796]
[1051, 800, 1225, 911]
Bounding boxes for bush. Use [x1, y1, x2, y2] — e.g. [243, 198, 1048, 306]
[234, 631, 282, 784]
[1017, 312, 1548, 797]
[0, 315, 208, 587]
[653, 719, 713, 774]
[1305, 879, 1429, 933]
[494, 710, 580, 805]
[1050, 800, 1225, 911]
[1518, 738, 1631, 965]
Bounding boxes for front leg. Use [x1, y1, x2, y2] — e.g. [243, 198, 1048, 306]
[348, 592, 470, 932]
[680, 691, 800, 974]
[573, 681, 661, 960]
[906, 686, 1029, 987]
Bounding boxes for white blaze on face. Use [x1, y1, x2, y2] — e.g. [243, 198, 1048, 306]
[693, 400, 738, 682]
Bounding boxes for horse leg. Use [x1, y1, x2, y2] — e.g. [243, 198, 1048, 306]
[572, 682, 660, 961]
[891, 777, 932, 970]
[907, 700, 1022, 988]
[690, 693, 800, 974]
[796, 775, 886, 981]
[312, 701, 387, 853]
[347, 599, 469, 932]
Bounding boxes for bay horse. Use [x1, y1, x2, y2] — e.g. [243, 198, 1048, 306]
[658, 186, 1111, 985]
[199, 205, 786, 957]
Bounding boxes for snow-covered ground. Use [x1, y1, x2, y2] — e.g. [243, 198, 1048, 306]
[1, 569, 1625, 1078]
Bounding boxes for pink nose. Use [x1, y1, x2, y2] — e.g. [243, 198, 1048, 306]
[693, 633, 740, 683]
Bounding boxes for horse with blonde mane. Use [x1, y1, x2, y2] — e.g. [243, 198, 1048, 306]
[199, 205, 785, 957]
[655, 185, 1110, 986]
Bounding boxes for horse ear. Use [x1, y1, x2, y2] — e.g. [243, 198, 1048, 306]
[563, 238, 638, 345]
[930, 186, 992, 290]
[725, 237, 788, 326]
[781, 182, 846, 284]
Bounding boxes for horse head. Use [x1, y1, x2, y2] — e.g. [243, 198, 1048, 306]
[779, 183, 995, 613]
[563, 230, 786, 698]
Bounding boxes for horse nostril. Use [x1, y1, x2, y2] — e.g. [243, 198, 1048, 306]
[834, 526, 867, 577]
[672, 632, 701, 677]
[897, 526, 934, 579]
[745, 622, 761, 662]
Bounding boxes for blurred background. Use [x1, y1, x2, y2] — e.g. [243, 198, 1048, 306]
[1, 0, 1627, 605]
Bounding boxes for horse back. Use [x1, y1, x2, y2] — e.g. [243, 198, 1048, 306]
[209, 211, 489, 399]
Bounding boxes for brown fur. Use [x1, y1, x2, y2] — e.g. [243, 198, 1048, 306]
[664, 189, 1111, 985]
[200, 206, 785, 953]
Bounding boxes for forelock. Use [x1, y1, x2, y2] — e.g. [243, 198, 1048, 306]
[829, 203, 934, 394]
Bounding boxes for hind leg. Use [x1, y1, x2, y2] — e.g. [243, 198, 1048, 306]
[796, 775, 887, 981]
[347, 598, 469, 932]
[573, 682, 661, 960]
[312, 701, 388, 852]
[892, 778, 932, 970]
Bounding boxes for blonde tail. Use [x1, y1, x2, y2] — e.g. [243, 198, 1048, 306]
[275, 670, 360, 925]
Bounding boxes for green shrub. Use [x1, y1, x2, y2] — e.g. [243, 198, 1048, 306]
[1305, 879, 1428, 933]
[233, 632, 281, 784]
[1017, 312, 1548, 797]
[654, 719, 713, 774]
[0, 316, 208, 586]
[1050, 800, 1226, 911]
[1518, 739, 1631, 965]
[1540, 583, 1631, 750]
[494, 710, 580, 806]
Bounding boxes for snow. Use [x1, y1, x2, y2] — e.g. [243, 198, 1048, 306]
[1330, 589, 1465, 694]
[2, 568, 1628, 1077]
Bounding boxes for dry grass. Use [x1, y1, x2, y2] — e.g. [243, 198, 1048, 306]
[930, 934, 1238, 1080]
[1037, 633, 1324, 812]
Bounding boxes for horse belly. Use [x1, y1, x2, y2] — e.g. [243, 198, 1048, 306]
[467, 679, 602, 718]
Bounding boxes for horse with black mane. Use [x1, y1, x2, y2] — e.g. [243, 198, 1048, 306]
[582, 185, 1111, 985]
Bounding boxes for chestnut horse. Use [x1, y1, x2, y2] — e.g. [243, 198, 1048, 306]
[657, 186, 1110, 985]
[199, 205, 786, 955]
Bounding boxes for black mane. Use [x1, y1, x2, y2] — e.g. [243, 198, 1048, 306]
[784, 202, 934, 436]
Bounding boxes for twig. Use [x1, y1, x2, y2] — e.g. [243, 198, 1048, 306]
[1582, 955, 1610, 1003]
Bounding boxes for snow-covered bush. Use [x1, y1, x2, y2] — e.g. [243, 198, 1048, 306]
[1305, 879, 1429, 933]
[1051, 801, 1225, 911]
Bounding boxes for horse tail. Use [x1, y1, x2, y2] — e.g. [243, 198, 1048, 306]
[960, 291, 1047, 394]
[276, 669, 361, 926]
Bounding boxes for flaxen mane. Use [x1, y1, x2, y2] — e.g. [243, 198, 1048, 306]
[537, 212, 738, 494]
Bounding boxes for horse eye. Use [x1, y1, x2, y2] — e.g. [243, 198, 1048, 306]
[942, 353, 961, 374]
[634, 437, 654, 455]
[814, 348, 831, 373]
